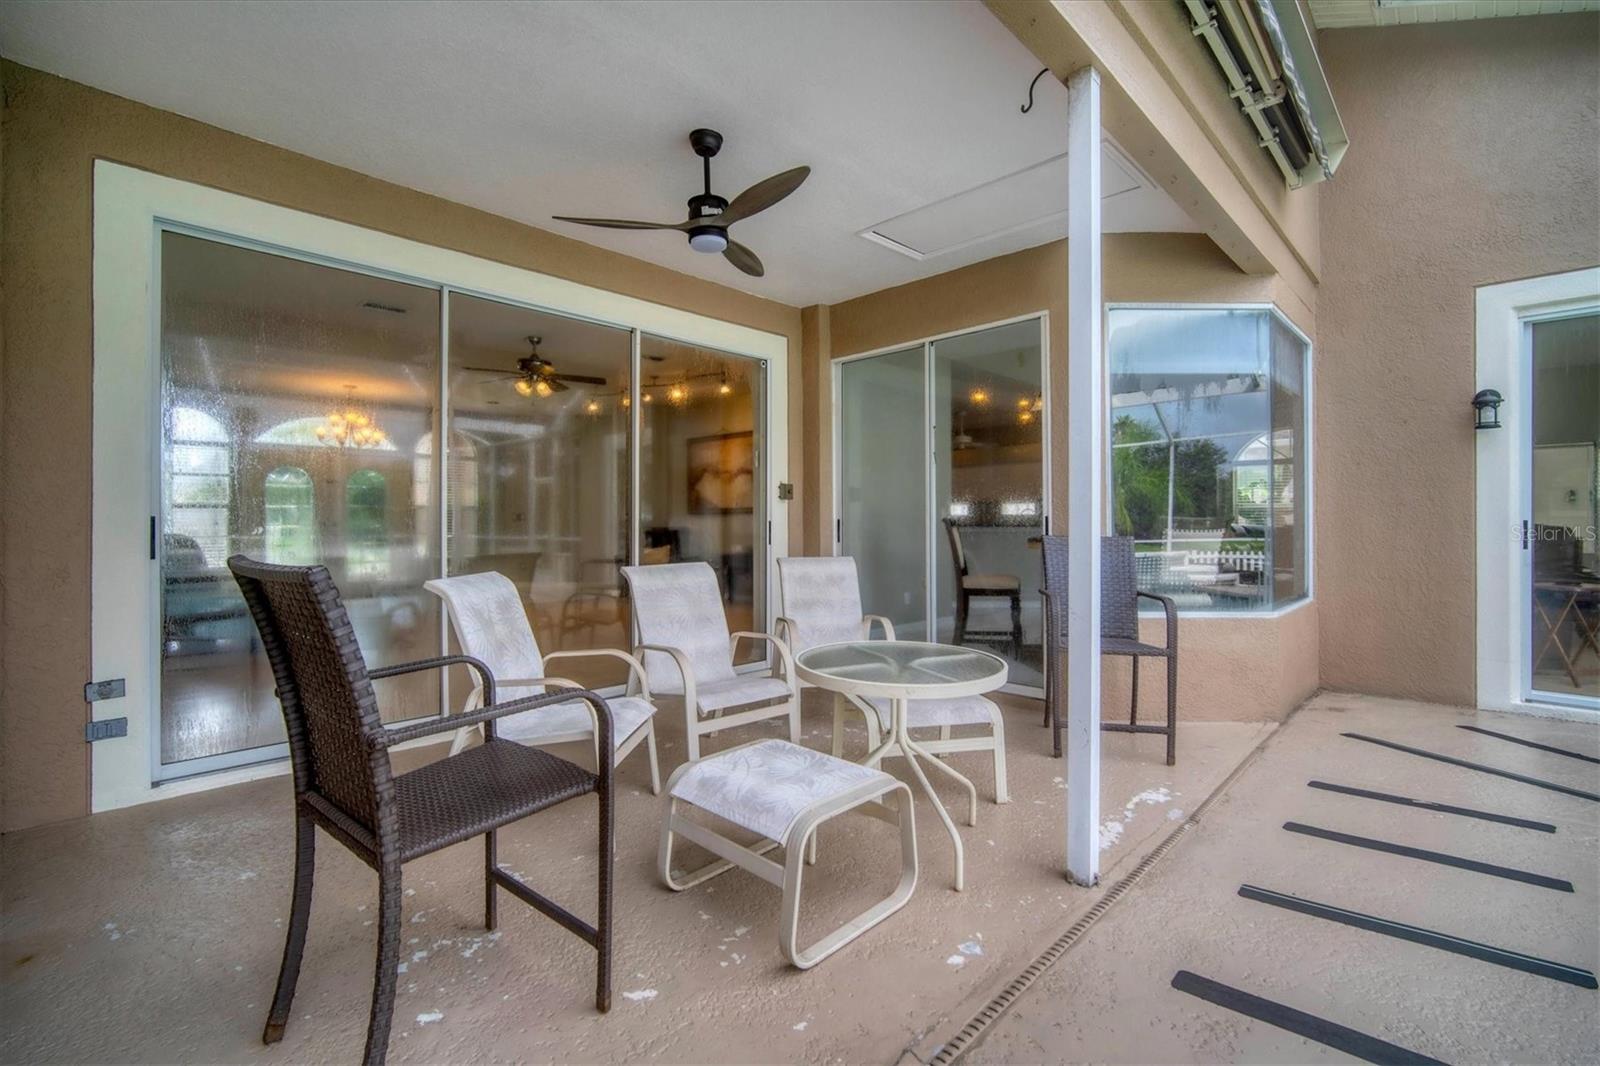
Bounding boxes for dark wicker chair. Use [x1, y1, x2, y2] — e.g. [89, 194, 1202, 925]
[942, 518, 1023, 658]
[1039, 536, 1178, 765]
[227, 556, 615, 1066]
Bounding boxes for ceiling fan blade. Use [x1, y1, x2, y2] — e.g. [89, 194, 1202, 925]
[715, 166, 810, 226]
[723, 239, 765, 277]
[551, 215, 693, 231]
[547, 378, 571, 393]
[552, 372, 609, 386]
[461, 366, 522, 382]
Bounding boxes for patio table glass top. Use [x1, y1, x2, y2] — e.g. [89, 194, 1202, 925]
[793, 640, 1008, 700]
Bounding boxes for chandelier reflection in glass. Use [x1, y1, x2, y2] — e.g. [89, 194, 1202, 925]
[315, 385, 388, 448]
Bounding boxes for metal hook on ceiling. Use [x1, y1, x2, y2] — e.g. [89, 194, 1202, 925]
[1020, 68, 1050, 114]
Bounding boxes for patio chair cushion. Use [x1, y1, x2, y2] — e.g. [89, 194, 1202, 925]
[862, 694, 998, 731]
[1101, 636, 1171, 658]
[423, 571, 546, 682]
[394, 738, 596, 861]
[963, 573, 1020, 592]
[493, 688, 656, 748]
[622, 562, 739, 692]
[776, 556, 867, 653]
[694, 674, 795, 714]
[669, 738, 891, 845]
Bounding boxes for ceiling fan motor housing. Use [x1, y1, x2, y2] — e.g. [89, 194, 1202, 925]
[686, 192, 730, 252]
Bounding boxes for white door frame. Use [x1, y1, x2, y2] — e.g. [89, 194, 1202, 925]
[1475, 266, 1600, 722]
[92, 161, 789, 812]
[829, 311, 1051, 699]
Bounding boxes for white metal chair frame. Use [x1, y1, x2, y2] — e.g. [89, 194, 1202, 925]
[425, 575, 662, 794]
[621, 562, 801, 763]
[658, 741, 918, 969]
[774, 556, 1010, 807]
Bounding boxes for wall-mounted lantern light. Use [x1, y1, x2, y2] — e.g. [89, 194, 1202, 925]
[1472, 389, 1503, 430]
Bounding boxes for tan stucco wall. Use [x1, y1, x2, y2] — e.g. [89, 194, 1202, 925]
[0, 61, 804, 831]
[1314, 14, 1600, 706]
[816, 232, 1320, 723]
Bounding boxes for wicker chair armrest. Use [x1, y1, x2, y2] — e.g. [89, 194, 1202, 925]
[729, 630, 795, 684]
[369, 654, 497, 707]
[374, 687, 614, 751]
[861, 614, 897, 640]
[543, 648, 652, 699]
[1136, 590, 1179, 650]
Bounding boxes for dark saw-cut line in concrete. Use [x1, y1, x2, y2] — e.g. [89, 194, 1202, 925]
[1341, 732, 1600, 802]
[1238, 884, 1599, 988]
[1306, 780, 1558, 832]
[1169, 970, 1449, 1066]
[1282, 822, 1575, 892]
[1456, 725, 1600, 765]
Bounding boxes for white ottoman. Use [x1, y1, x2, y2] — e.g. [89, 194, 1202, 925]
[658, 738, 918, 969]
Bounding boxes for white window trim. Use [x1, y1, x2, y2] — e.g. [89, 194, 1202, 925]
[1475, 267, 1600, 723]
[92, 161, 789, 812]
[1105, 302, 1315, 617]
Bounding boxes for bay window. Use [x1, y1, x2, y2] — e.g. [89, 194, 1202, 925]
[1108, 305, 1310, 612]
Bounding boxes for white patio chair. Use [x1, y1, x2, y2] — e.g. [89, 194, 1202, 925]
[620, 561, 799, 763]
[424, 571, 660, 793]
[775, 555, 1009, 805]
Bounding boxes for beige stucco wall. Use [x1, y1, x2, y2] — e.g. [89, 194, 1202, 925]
[815, 233, 1320, 723]
[0, 62, 804, 831]
[1314, 14, 1600, 706]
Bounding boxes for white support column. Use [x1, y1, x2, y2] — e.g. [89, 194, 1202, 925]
[1065, 65, 1103, 887]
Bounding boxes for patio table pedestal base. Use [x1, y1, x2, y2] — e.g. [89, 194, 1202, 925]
[863, 695, 976, 892]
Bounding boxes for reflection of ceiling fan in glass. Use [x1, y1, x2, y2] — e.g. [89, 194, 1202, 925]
[463, 336, 608, 399]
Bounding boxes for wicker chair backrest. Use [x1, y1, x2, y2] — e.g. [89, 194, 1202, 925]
[228, 555, 390, 832]
[1039, 535, 1141, 641]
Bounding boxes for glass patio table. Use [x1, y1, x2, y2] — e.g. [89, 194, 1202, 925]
[793, 640, 1008, 891]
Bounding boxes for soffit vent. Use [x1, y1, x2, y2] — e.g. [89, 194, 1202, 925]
[859, 143, 1144, 262]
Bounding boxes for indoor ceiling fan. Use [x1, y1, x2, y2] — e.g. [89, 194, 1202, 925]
[552, 128, 809, 278]
[462, 336, 607, 399]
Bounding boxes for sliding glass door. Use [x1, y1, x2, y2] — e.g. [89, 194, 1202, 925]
[150, 229, 780, 782]
[447, 292, 634, 690]
[1527, 311, 1599, 707]
[159, 232, 442, 774]
[836, 318, 1046, 692]
[639, 336, 768, 661]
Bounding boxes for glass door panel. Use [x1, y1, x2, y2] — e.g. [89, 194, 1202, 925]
[159, 231, 442, 774]
[639, 335, 766, 662]
[447, 294, 633, 690]
[838, 347, 929, 638]
[1528, 312, 1600, 704]
[932, 321, 1045, 688]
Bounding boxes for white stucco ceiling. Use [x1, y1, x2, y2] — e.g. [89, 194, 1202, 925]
[0, 0, 1201, 307]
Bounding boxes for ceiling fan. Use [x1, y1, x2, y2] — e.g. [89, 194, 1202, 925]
[553, 128, 809, 278]
[462, 336, 607, 399]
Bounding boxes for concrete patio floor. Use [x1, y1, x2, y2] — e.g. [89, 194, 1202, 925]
[1, 690, 1271, 1064]
[966, 694, 1600, 1065]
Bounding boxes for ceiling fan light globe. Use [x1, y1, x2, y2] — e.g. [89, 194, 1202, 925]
[688, 229, 729, 254]
[513, 378, 536, 397]
[534, 379, 554, 398]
